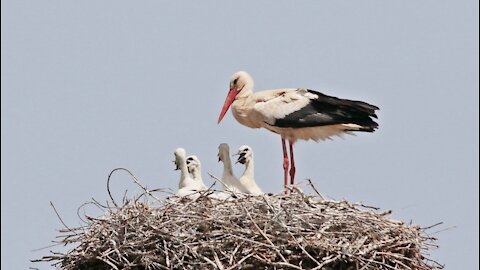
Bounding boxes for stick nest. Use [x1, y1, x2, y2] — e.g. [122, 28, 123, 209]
[35, 169, 442, 270]
[35, 186, 443, 270]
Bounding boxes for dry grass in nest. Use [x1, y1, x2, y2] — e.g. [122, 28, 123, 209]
[34, 168, 443, 270]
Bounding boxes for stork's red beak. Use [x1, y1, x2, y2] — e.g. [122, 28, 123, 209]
[217, 89, 238, 124]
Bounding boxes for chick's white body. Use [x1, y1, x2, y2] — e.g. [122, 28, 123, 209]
[174, 148, 206, 198]
[218, 143, 243, 193]
[186, 155, 208, 190]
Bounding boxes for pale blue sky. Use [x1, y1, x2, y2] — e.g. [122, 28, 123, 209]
[2, 1, 478, 269]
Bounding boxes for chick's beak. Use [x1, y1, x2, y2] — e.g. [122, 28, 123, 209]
[173, 160, 179, 171]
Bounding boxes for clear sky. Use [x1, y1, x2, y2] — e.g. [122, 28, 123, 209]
[2, 1, 478, 269]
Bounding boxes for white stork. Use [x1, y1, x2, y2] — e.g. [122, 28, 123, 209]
[217, 143, 242, 193]
[235, 145, 263, 196]
[186, 153, 235, 200]
[174, 148, 206, 194]
[186, 155, 208, 190]
[217, 71, 379, 192]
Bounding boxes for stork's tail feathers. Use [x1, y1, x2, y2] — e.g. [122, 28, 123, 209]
[309, 89, 380, 132]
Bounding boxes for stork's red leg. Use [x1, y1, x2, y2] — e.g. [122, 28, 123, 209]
[289, 141, 296, 186]
[281, 138, 289, 194]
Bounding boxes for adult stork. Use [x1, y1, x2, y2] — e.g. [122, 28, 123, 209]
[217, 71, 379, 191]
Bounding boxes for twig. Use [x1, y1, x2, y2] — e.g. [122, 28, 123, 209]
[306, 179, 325, 200]
[421, 222, 443, 230]
[49, 201, 73, 232]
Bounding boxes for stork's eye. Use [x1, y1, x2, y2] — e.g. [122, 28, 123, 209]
[233, 78, 238, 85]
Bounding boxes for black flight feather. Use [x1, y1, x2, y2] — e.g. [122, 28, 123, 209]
[272, 89, 379, 131]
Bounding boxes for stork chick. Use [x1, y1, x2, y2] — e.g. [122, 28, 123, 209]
[174, 148, 206, 198]
[236, 145, 263, 196]
[218, 143, 242, 192]
[186, 155, 208, 191]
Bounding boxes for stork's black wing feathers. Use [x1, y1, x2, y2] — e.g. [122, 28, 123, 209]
[272, 89, 379, 131]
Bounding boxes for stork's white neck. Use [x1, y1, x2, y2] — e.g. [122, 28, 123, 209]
[221, 155, 234, 175]
[190, 167, 202, 183]
[241, 158, 255, 183]
[231, 94, 263, 129]
[236, 87, 253, 99]
[178, 157, 191, 189]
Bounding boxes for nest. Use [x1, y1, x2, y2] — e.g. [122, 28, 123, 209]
[35, 170, 442, 270]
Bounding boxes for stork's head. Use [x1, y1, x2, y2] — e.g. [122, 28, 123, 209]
[217, 71, 254, 124]
[173, 148, 186, 170]
[236, 145, 253, 165]
[217, 143, 230, 162]
[229, 71, 254, 92]
[186, 155, 201, 173]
